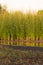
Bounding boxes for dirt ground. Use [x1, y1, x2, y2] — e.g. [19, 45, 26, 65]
[0, 46, 43, 65]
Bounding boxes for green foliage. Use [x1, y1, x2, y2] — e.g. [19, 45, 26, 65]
[0, 6, 43, 46]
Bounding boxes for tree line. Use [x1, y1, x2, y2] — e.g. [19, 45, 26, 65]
[0, 5, 43, 46]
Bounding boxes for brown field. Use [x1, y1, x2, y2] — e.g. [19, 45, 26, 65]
[0, 46, 43, 65]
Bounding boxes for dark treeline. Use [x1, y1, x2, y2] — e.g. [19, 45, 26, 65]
[0, 5, 43, 46]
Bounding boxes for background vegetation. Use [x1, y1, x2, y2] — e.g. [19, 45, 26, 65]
[0, 5, 43, 46]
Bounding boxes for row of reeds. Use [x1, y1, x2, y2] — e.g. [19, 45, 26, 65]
[0, 9, 43, 46]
